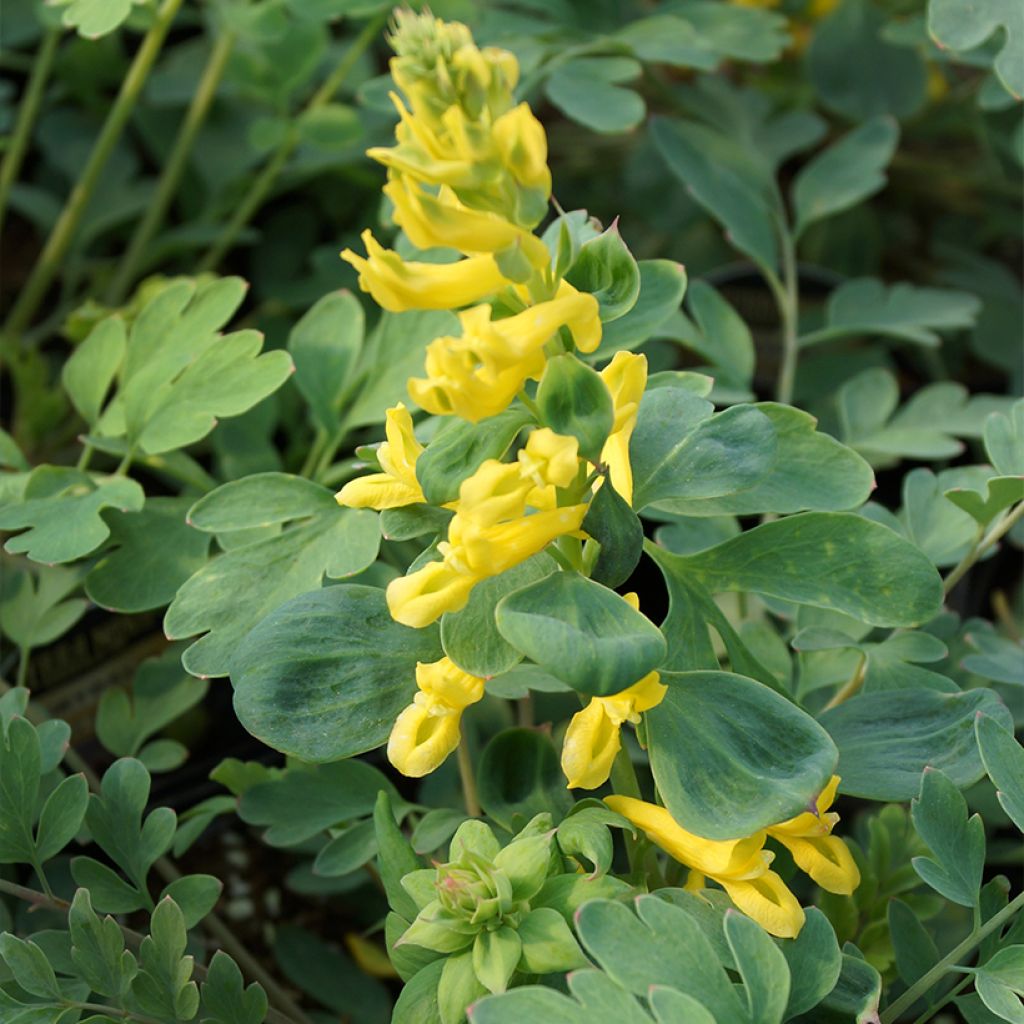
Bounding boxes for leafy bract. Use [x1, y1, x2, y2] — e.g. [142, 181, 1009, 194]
[929, 0, 1023, 99]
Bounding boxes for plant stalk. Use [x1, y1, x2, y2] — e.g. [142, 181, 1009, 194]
[943, 502, 1024, 596]
[2, 0, 185, 345]
[774, 232, 800, 407]
[107, 29, 237, 305]
[457, 736, 481, 817]
[0, 27, 61, 239]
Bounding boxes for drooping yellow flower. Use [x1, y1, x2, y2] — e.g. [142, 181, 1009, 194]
[388, 657, 485, 777]
[597, 351, 647, 505]
[386, 435, 586, 627]
[605, 796, 806, 939]
[341, 229, 507, 313]
[336, 403, 424, 510]
[562, 670, 667, 790]
[765, 775, 860, 895]
[407, 290, 601, 422]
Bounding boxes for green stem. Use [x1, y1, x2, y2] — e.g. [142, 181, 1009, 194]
[908, 975, 972, 1024]
[66, 1001, 162, 1024]
[75, 442, 94, 471]
[880, 890, 1024, 1023]
[106, 29, 237, 305]
[0, 28, 61, 239]
[2, 0, 185, 344]
[774, 232, 800, 407]
[943, 502, 1024, 596]
[821, 653, 866, 712]
[15, 645, 29, 689]
[457, 736, 481, 817]
[609, 746, 645, 874]
[197, 12, 385, 273]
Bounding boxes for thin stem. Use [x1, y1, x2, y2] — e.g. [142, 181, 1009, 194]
[75, 442, 95, 471]
[114, 447, 135, 476]
[908, 974, 972, 1024]
[15, 645, 30, 689]
[609, 746, 644, 873]
[774, 232, 800, 407]
[197, 12, 385, 272]
[107, 30, 237, 305]
[943, 502, 1024, 596]
[457, 736, 481, 817]
[2, 0, 185, 344]
[0, 28, 61, 238]
[821, 654, 867, 712]
[67, 1001, 162, 1024]
[880, 890, 1024, 1023]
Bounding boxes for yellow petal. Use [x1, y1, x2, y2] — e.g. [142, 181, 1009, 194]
[387, 703, 463, 777]
[336, 403, 424, 509]
[416, 657, 486, 711]
[491, 103, 551, 194]
[386, 559, 478, 627]
[458, 504, 588, 575]
[599, 352, 647, 504]
[336, 473, 423, 511]
[768, 774, 842, 837]
[517, 428, 580, 490]
[561, 700, 620, 790]
[774, 833, 861, 896]
[719, 875, 806, 940]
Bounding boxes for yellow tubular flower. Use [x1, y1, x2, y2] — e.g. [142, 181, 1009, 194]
[341, 230, 507, 312]
[766, 775, 861, 895]
[388, 657, 485, 777]
[561, 670, 667, 790]
[518, 428, 580, 508]
[605, 796, 806, 939]
[336, 403, 424, 510]
[599, 351, 648, 504]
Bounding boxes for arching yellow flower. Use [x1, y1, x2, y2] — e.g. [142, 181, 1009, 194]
[407, 291, 601, 422]
[388, 657, 485, 777]
[561, 670, 666, 790]
[517, 428, 580, 509]
[342, 229, 507, 312]
[605, 796, 806, 939]
[599, 351, 647, 505]
[765, 775, 860, 895]
[336, 403, 424, 510]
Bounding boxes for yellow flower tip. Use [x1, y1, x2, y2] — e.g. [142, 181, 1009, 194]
[386, 559, 477, 627]
[561, 699, 621, 790]
[387, 702, 463, 778]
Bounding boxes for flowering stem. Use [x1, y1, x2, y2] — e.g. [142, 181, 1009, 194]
[457, 736, 481, 817]
[609, 746, 644, 873]
[879, 890, 1024, 1023]
[773, 232, 800, 407]
[2, 0, 185, 343]
[107, 29, 237, 304]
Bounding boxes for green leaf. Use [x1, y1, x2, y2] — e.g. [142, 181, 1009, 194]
[416, 407, 531, 506]
[85, 498, 211, 613]
[724, 910, 790, 1024]
[165, 507, 380, 678]
[985, 400, 1024, 476]
[929, 0, 1023, 99]
[652, 404, 873, 516]
[50, 0, 144, 38]
[807, 0, 927, 120]
[69, 888, 136, 1002]
[201, 951, 268, 1024]
[820, 687, 1013, 799]
[35, 773, 88, 862]
[0, 566, 87, 649]
[545, 58, 644, 134]
[975, 946, 1024, 1024]
[801, 278, 980, 348]
[652, 115, 779, 271]
[159, 874, 223, 929]
[780, 907, 843, 1019]
[816, 953, 881, 1023]
[375, 790, 421, 922]
[313, 819, 377, 877]
[472, 928, 522, 994]
[478, 729, 572, 832]
[614, 14, 719, 69]
[792, 116, 899, 238]
[660, 512, 942, 627]
[297, 102, 362, 151]
[889, 897, 939, 996]
[516, 907, 586, 975]
[672, 1, 789, 62]
[910, 767, 985, 907]
[0, 472, 145, 564]
[470, 975, 645, 1024]
[631, 393, 776, 510]
[648, 671, 837, 839]
[70, 856, 148, 914]
[231, 584, 441, 761]
[0, 716, 40, 863]
[63, 316, 126, 425]
[441, 554, 555, 678]
[188, 473, 337, 532]
[665, 279, 754, 386]
[536, 355, 613, 461]
[976, 713, 1024, 832]
[564, 223, 641, 322]
[495, 572, 666, 697]
[582, 479, 643, 588]
[393, 959, 443, 1024]
[0, 934, 61, 999]
[946, 476, 1024, 528]
[132, 898, 200, 1020]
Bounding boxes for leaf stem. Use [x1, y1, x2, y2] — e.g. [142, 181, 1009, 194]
[821, 653, 866, 712]
[0, 27, 61, 239]
[943, 502, 1024, 596]
[908, 974, 972, 1024]
[197, 12, 385, 272]
[774, 232, 800, 407]
[457, 735, 481, 817]
[106, 29, 237, 305]
[879, 889, 1024, 1023]
[15, 645, 29, 689]
[2, 0, 185, 344]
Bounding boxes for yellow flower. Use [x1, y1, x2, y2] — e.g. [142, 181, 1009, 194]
[341, 229, 507, 313]
[561, 670, 667, 790]
[765, 775, 860, 895]
[517, 428, 580, 509]
[407, 291, 601, 422]
[605, 796, 806, 939]
[599, 351, 647, 505]
[388, 657, 485, 777]
[336, 403, 424, 510]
